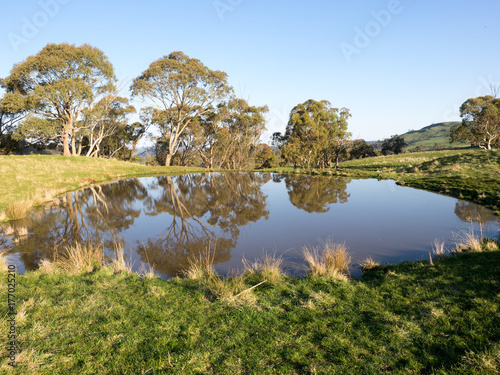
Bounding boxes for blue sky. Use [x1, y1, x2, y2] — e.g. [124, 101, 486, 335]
[1, 0, 499, 142]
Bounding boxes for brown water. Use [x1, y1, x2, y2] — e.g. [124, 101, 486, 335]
[1, 173, 498, 278]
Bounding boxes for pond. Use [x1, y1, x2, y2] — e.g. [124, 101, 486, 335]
[1, 173, 498, 278]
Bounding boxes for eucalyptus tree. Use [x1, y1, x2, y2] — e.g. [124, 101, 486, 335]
[451, 95, 500, 150]
[131, 51, 232, 166]
[2, 43, 117, 156]
[193, 98, 268, 169]
[277, 99, 351, 168]
[80, 95, 136, 158]
[0, 80, 28, 153]
[215, 98, 268, 169]
[0, 79, 27, 136]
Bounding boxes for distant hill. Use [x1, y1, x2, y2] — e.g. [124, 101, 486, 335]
[370, 122, 469, 151]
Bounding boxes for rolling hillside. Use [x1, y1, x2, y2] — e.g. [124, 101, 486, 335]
[371, 122, 470, 151]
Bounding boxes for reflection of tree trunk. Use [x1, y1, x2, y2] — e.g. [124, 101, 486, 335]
[164, 176, 212, 236]
[75, 192, 91, 238]
[65, 192, 80, 236]
[90, 186, 109, 216]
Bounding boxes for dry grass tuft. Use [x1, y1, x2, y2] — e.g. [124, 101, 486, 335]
[452, 226, 483, 253]
[57, 241, 105, 274]
[432, 239, 448, 260]
[243, 252, 284, 282]
[5, 200, 32, 221]
[303, 242, 351, 280]
[184, 241, 218, 281]
[110, 245, 132, 274]
[485, 240, 498, 251]
[206, 275, 251, 302]
[360, 256, 380, 272]
[37, 259, 60, 275]
[138, 263, 156, 279]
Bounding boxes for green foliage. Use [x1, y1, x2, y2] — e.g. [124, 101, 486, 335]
[255, 143, 279, 169]
[131, 51, 233, 166]
[451, 95, 500, 150]
[278, 99, 351, 168]
[0, 80, 28, 154]
[3, 43, 117, 156]
[80, 95, 138, 158]
[349, 139, 377, 159]
[13, 115, 61, 145]
[381, 135, 407, 155]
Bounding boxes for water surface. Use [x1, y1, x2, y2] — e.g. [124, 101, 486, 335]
[1, 173, 498, 278]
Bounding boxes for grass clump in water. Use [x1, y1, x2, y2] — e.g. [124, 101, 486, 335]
[57, 241, 105, 274]
[5, 200, 32, 221]
[452, 225, 483, 253]
[303, 242, 351, 280]
[360, 256, 380, 272]
[242, 251, 285, 283]
[183, 241, 218, 281]
[432, 238, 448, 260]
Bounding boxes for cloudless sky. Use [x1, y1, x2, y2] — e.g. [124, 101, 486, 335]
[1, 0, 499, 143]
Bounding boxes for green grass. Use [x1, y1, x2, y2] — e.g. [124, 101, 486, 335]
[261, 149, 500, 214]
[370, 122, 469, 151]
[0, 155, 207, 222]
[1, 245, 499, 374]
[0, 151, 499, 373]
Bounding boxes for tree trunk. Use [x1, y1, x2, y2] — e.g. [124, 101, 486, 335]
[63, 134, 71, 156]
[335, 152, 341, 169]
[71, 131, 77, 156]
[165, 153, 172, 167]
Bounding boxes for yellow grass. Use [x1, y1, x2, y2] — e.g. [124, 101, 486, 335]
[110, 244, 133, 274]
[57, 241, 105, 274]
[242, 252, 284, 282]
[183, 241, 218, 280]
[485, 241, 498, 251]
[452, 226, 483, 253]
[302, 242, 351, 280]
[359, 257, 380, 272]
[5, 200, 31, 221]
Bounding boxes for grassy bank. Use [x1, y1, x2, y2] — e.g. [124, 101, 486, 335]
[0, 155, 207, 222]
[261, 149, 500, 214]
[1, 242, 499, 374]
[0, 151, 499, 373]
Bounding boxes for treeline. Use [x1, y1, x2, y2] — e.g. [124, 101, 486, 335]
[0, 44, 270, 168]
[0, 42, 377, 169]
[1, 43, 497, 169]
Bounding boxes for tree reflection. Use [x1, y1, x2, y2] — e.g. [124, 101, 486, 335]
[284, 175, 351, 213]
[137, 173, 270, 276]
[1, 178, 148, 270]
[0, 173, 271, 277]
[454, 201, 498, 225]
